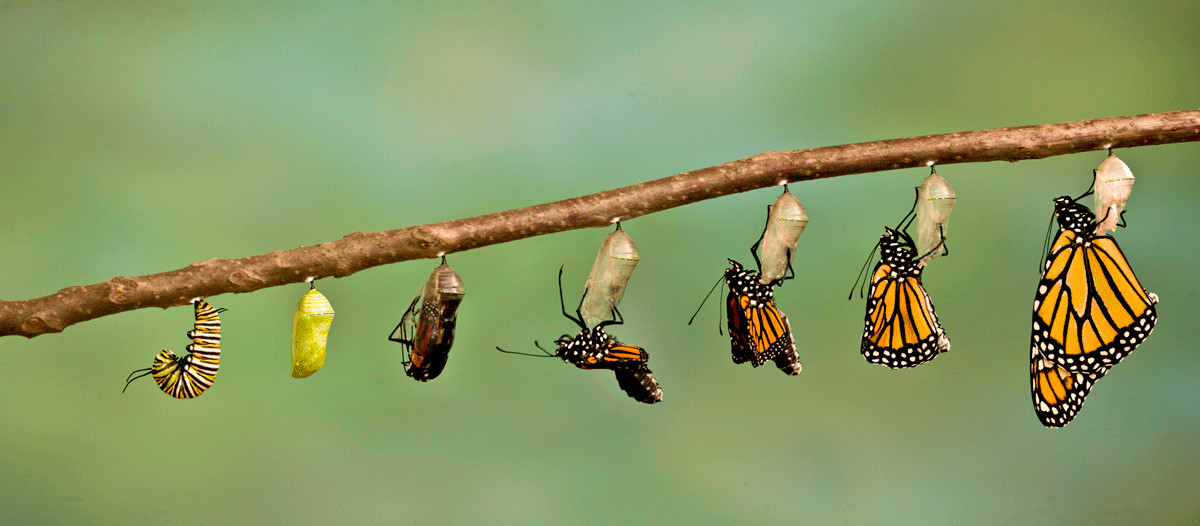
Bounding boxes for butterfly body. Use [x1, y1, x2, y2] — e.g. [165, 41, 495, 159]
[554, 325, 649, 370]
[554, 325, 661, 403]
[860, 228, 950, 369]
[724, 259, 801, 375]
[498, 266, 661, 404]
[1030, 196, 1158, 427]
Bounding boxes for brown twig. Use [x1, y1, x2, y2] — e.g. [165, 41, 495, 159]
[2, 109, 1198, 338]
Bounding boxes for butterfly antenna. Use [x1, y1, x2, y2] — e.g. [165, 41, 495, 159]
[849, 241, 879, 300]
[688, 273, 725, 325]
[717, 277, 726, 336]
[494, 345, 554, 357]
[1039, 208, 1057, 274]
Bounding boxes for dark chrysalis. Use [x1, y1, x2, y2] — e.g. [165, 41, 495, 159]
[389, 257, 465, 382]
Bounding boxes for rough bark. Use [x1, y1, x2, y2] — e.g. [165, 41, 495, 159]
[2, 109, 1197, 338]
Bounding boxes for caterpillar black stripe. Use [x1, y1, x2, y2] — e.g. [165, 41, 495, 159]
[123, 299, 225, 399]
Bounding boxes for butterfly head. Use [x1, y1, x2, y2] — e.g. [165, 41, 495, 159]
[724, 259, 772, 300]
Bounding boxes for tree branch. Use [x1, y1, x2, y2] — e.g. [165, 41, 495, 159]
[3, 109, 1198, 338]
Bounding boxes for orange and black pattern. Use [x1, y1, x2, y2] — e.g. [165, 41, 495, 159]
[860, 228, 949, 369]
[552, 326, 662, 404]
[1031, 196, 1157, 427]
[724, 259, 801, 375]
[124, 299, 224, 399]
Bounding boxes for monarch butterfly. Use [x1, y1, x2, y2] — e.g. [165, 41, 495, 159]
[913, 167, 956, 266]
[1092, 152, 1134, 235]
[1030, 194, 1158, 427]
[580, 223, 640, 329]
[752, 186, 808, 285]
[123, 299, 225, 399]
[724, 259, 801, 375]
[857, 224, 950, 369]
[292, 286, 334, 378]
[388, 257, 465, 382]
[497, 267, 662, 404]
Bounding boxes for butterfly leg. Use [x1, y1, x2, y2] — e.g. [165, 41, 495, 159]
[557, 266, 586, 329]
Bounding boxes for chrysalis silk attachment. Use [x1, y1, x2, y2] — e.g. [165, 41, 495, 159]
[581, 227, 640, 329]
[391, 261, 465, 381]
[914, 168, 956, 265]
[292, 288, 334, 378]
[757, 188, 808, 284]
[1093, 153, 1134, 235]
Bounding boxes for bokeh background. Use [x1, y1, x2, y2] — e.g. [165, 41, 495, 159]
[1, 2, 1197, 524]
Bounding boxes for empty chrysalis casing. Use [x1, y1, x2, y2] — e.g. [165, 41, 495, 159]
[757, 188, 808, 284]
[914, 168, 956, 265]
[292, 288, 334, 378]
[390, 261, 465, 381]
[1093, 153, 1134, 235]
[580, 225, 639, 329]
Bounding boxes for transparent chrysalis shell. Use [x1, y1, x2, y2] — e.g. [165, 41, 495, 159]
[914, 168, 956, 265]
[757, 187, 808, 284]
[581, 225, 640, 329]
[1093, 153, 1134, 235]
[389, 261, 465, 381]
[291, 288, 334, 378]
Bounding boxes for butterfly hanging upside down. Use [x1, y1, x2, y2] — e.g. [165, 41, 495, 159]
[497, 267, 662, 404]
[856, 211, 951, 369]
[1030, 194, 1158, 428]
[723, 259, 801, 375]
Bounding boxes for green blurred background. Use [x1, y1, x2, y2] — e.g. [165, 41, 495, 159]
[1, 2, 1197, 524]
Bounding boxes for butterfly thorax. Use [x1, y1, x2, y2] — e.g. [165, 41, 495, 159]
[724, 259, 774, 308]
[877, 228, 921, 278]
[1052, 196, 1095, 235]
[556, 326, 611, 361]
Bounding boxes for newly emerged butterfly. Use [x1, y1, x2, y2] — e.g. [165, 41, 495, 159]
[856, 222, 950, 369]
[1030, 193, 1158, 427]
[498, 267, 662, 404]
[123, 299, 225, 399]
[388, 257, 465, 382]
[724, 259, 801, 375]
[292, 285, 334, 378]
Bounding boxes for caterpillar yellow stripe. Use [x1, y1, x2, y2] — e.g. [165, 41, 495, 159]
[292, 288, 335, 378]
[123, 299, 225, 399]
